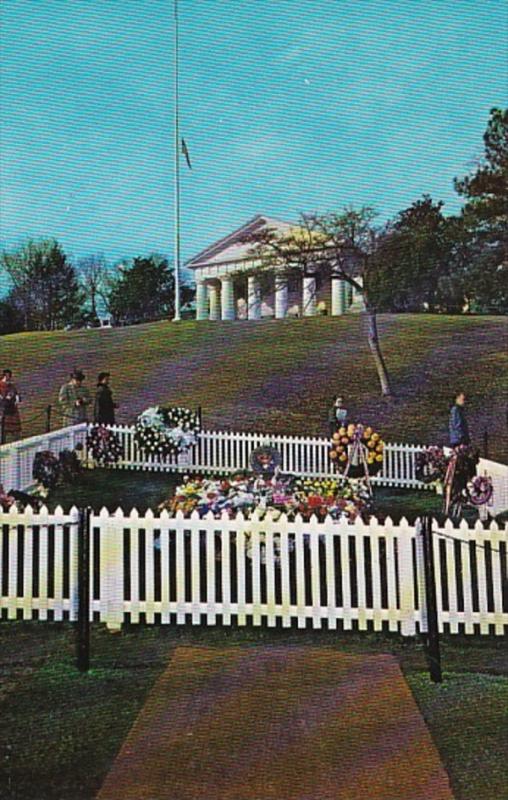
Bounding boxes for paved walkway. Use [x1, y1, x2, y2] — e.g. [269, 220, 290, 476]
[97, 646, 454, 800]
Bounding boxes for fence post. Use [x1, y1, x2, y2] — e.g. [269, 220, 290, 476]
[100, 508, 124, 631]
[46, 405, 52, 434]
[421, 515, 442, 683]
[77, 507, 91, 673]
[398, 517, 416, 637]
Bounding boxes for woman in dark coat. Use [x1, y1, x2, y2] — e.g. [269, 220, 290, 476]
[0, 369, 22, 442]
[94, 372, 118, 425]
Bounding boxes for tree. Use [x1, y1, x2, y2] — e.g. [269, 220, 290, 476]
[0, 296, 24, 335]
[244, 207, 394, 397]
[78, 253, 108, 320]
[368, 196, 454, 313]
[1, 239, 84, 330]
[108, 255, 193, 324]
[454, 107, 508, 313]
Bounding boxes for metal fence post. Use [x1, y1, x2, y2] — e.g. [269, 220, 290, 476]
[421, 515, 442, 683]
[46, 405, 52, 434]
[77, 507, 91, 672]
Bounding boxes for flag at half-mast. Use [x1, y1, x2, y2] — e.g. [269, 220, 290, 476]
[181, 138, 192, 169]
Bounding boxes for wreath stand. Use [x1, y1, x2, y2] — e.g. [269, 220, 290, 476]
[342, 436, 373, 496]
[443, 452, 459, 517]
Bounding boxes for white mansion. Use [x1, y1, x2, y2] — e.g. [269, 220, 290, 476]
[186, 215, 364, 321]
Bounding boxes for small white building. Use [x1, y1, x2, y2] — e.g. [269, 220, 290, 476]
[186, 214, 364, 321]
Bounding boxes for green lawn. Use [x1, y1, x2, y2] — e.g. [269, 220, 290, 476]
[1, 315, 507, 461]
[0, 622, 506, 800]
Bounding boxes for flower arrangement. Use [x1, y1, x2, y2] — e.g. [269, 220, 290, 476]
[329, 424, 385, 477]
[162, 473, 370, 523]
[250, 446, 282, 476]
[468, 475, 493, 507]
[32, 451, 61, 492]
[134, 406, 201, 457]
[32, 449, 84, 495]
[295, 477, 372, 521]
[415, 446, 448, 488]
[0, 484, 43, 512]
[0, 484, 15, 511]
[86, 425, 123, 466]
[58, 449, 83, 483]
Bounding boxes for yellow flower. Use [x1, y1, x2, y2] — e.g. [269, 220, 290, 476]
[376, 443, 384, 453]
[338, 427, 346, 436]
[376, 454, 383, 462]
[339, 454, 347, 462]
[372, 433, 380, 442]
[368, 440, 375, 449]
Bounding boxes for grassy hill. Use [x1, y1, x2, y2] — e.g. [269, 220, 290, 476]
[1, 314, 507, 461]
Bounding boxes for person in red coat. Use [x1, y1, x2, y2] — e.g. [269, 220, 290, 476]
[0, 369, 22, 443]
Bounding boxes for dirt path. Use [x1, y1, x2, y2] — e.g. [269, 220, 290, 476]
[96, 646, 454, 800]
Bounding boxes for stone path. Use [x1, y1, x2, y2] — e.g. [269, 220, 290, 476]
[97, 646, 454, 800]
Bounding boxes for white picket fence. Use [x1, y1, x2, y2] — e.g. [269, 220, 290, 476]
[108, 424, 429, 489]
[1, 504, 507, 636]
[0, 423, 427, 492]
[2, 422, 507, 515]
[0, 423, 88, 494]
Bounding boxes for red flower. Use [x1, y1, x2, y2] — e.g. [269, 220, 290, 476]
[308, 495, 324, 509]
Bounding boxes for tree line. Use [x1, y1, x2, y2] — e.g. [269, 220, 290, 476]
[1, 107, 506, 336]
[0, 249, 194, 334]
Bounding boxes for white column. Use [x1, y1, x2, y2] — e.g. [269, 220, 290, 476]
[208, 284, 221, 321]
[352, 276, 364, 304]
[220, 277, 235, 321]
[196, 281, 208, 321]
[331, 277, 347, 316]
[247, 275, 261, 320]
[274, 274, 288, 319]
[302, 275, 317, 317]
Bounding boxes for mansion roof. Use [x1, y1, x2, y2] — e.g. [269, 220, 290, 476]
[186, 214, 294, 269]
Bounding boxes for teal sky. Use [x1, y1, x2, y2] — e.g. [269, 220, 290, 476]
[0, 0, 506, 292]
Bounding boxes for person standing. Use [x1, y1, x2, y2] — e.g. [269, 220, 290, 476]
[328, 395, 348, 438]
[449, 391, 470, 447]
[94, 372, 118, 425]
[58, 369, 92, 425]
[0, 369, 22, 443]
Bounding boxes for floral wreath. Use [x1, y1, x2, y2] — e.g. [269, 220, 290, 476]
[329, 423, 385, 477]
[468, 475, 493, 507]
[134, 406, 201, 457]
[86, 425, 123, 466]
[32, 451, 61, 491]
[415, 447, 448, 485]
[250, 446, 282, 477]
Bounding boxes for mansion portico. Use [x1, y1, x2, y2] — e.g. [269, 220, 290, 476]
[187, 215, 364, 321]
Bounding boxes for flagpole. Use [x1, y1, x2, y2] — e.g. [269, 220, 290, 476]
[173, 0, 181, 321]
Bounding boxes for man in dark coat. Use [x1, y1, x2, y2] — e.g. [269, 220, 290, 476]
[328, 396, 348, 439]
[94, 372, 118, 425]
[449, 391, 470, 447]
